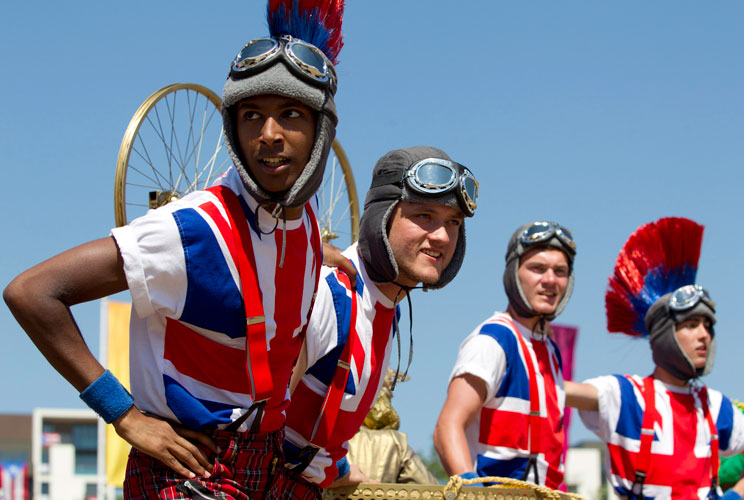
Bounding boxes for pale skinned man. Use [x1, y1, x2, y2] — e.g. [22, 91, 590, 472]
[280, 146, 479, 500]
[565, 217, 744, 500]
[435, 222, 577, 489]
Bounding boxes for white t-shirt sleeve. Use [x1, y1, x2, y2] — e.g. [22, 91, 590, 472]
[304, 269, 341, 368]
[450, 333, 507, 402]
[110, 207, 188, 320]
[578, 375, 622, 442]
[724, 399, 744, 455]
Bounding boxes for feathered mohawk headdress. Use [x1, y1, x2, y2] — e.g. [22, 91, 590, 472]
[605, 217, 704, 337]
[222, 0, 344, 210]
[268, 0, 345, 64]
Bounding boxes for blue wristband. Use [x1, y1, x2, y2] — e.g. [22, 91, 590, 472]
[459, 471, 483, 487]
[79, 370, 134, 424]
[336, 457, 350, 479]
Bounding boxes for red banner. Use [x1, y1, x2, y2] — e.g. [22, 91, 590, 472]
[550, 323, 578, 454]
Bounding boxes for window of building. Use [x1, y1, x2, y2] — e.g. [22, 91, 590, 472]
[40, 419, 99, 474]
[73, 424, 98, 474]
[85, 482, 98, 498]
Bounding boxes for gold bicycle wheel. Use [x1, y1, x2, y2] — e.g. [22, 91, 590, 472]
[322, 140, 359, 246]
[114, 83, 359, 247]
[114, 83, 227, 227]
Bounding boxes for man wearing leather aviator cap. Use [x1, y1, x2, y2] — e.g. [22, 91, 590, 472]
[565, 217, 744, 500]
[435, 221, 577, 489]
[4, 1, 350, 498]
[279, 146, 478, 500]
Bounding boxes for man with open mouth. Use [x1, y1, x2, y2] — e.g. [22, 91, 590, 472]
[4, 1, 348, 498]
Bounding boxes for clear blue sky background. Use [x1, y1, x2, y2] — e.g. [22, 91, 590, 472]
[2, 1, 743, 457]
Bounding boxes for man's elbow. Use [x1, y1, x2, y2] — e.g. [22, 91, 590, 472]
[433, 416, 453, 458]
[4, 274, 28, 316]
[4, 270, 48, 322]
[433, 422, 444, 456]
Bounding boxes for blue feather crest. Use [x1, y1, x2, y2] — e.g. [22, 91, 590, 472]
[627, 263, 698, 335]
[267, 0, 344, 64]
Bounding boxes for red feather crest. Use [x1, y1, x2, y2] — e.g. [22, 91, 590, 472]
[605, 217, 704, 337]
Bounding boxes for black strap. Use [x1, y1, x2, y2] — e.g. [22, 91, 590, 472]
[390, 282, 421, 392]
[225, 400, 266, 433]
[520, 455, 540, 485]
[287, 444, 320, 476]
[629, 470, 647, 500]
[708, 476, 720, 500]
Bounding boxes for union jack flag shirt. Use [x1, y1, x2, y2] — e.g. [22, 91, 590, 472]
[450, 312, 566, 488]
[579, 374, 744, 500]
[111, 166, 321, 433]
[283, 243, 398, 487]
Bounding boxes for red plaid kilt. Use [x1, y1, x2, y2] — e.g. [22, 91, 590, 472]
[277, 472, 322, 500]
[123, 429, 284, 499]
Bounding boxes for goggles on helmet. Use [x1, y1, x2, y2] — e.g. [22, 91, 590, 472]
[519, 221, 576, 254]
[405, 158, 479, 216]
[230, 35, 337, 94]
[668, 284, 715, 312]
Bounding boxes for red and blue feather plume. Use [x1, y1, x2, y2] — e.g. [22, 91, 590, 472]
[267, 0, 345, 65]
[605, 217, 704, 338]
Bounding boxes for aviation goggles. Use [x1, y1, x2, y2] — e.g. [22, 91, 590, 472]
[519, 221, 576, 254]
[669, 284, 715, 312]
[405, 158, 479, 216]
[230, 35, 337, 93]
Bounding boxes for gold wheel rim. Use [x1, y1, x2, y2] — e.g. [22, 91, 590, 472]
[114, 83, 223, 227]
[114, 83, 359, 247]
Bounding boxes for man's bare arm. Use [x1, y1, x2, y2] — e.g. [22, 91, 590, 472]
[4, 237, 216, 478]
[564, 380, 599, 411]
[434, 374, 487, 476]
[289, 339, 309, 395]
[322, 241, 356, 286]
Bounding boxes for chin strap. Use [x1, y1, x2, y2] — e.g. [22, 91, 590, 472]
[532, 316, 550, 338]
[389, 282, 424, 391]
[255, 202, 288, 268]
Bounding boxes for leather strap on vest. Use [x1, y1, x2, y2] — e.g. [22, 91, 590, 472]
[699, 386, 720, 500]
[293, 266, 358, 475]
[631, 377, 719, 500]
[510, 319, 543, 485]
[205, 186, 321, 406]
[207, 185, 272, 403]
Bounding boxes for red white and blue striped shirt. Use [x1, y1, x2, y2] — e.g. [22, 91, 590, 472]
[283, 244, 398, 487]
[111, 166, 321, 433]
[579, 375, 744, 499]
[450, 312, 566, 488]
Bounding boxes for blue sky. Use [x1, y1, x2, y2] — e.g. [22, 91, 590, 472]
[2, 1, 743, 456]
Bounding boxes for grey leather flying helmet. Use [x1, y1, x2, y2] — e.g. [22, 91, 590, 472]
[503, 222, 577, 320]
[222, 43, 338, 209]
[645, 287, 717, 381]
[357, 146, 475, 289]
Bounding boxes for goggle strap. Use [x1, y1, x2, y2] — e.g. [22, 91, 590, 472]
[370, 170, 406, 189]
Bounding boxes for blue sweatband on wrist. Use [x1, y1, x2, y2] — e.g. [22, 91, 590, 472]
[459, 471, 483, 487]
[79, 370, 135, 424]
[336, 457, 350, 479]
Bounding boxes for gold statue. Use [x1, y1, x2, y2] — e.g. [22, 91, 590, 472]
[346, 370, 438, 484]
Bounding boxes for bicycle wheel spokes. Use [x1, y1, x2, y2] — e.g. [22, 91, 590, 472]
[115, 84, 359, 240]
[318, 152, 357, 249]
[115, 84, 229, 226]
